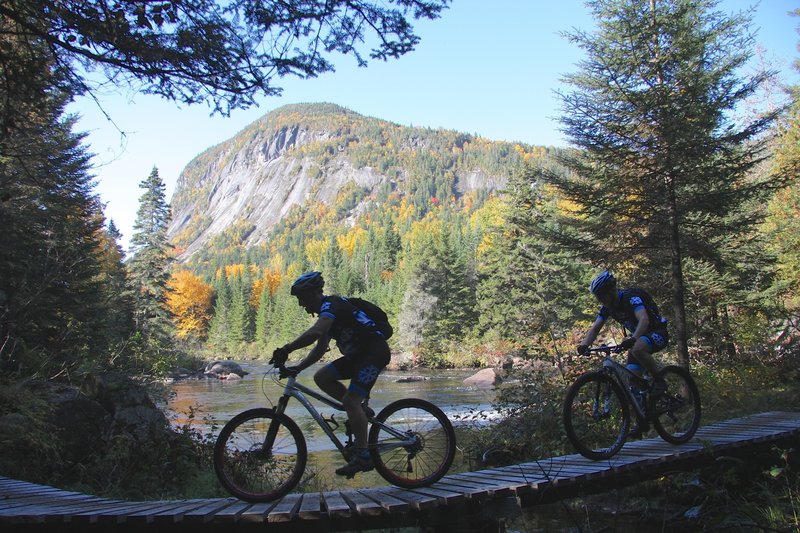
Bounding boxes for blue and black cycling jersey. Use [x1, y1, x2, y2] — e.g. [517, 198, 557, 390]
[598, 288, 668, 335]
[318, 295, 387, 357]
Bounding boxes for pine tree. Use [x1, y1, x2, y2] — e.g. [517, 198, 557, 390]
[126, 167, 174, 355]
[94, 219, 134, 350]
[0, 65, 112, 372]
[543, 0, 784, 366]
[477, 162, 587, 353]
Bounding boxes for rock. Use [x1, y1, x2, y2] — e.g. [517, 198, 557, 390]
[464, 368, 502, 388]
[395, 376, 429, 383]
[204, 360, 249, 379]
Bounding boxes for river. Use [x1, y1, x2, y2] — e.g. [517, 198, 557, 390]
[164, 362, 497, 492]
[165, 361, 498, 452]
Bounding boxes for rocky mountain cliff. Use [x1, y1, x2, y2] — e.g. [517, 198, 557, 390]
[167, 103, 532, 262]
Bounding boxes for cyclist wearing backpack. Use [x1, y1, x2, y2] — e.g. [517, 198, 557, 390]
[577, 271, 669, 436]
[270, 271, 392, 477]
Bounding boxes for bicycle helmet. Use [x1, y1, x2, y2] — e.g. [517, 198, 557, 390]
[589, 270, 616, 295]
[291, 271, 324, 295]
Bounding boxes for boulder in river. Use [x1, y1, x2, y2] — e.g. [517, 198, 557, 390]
[204, 360, 249, 380]
[463, 368, 502, 389]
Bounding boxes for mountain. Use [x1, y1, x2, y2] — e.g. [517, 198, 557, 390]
[167, 102, 542, 264]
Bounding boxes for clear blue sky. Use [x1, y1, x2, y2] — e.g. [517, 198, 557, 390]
[66, 0, 800, 252]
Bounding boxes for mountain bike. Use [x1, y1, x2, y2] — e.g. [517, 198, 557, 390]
[213, 364, 457, 502]
[563, 345, 701, 460]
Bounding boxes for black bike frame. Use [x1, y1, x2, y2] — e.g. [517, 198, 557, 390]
[599, 356, 648, 424]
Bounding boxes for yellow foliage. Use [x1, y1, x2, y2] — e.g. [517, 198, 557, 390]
[305, 238, 329, 268]
[166, 271, 214, 340]
[469, 196, 507, 230]
[398, 198, 416, 222]
[337, 227, 367, 257]
[225, 264, 246, 278]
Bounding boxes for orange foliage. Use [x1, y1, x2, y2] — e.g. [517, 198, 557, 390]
[166, 271, 214, 340]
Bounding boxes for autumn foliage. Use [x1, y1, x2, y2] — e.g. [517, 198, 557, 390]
[166, 271, 214, 340]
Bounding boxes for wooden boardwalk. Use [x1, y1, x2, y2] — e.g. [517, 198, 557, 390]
[2, 410, 799, 532]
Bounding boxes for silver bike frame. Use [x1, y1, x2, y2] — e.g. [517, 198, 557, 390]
[272, 374, 416, 457]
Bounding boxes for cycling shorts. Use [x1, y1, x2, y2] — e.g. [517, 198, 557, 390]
[325, 339, 391, 398]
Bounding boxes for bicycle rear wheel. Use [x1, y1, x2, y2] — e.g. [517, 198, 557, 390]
[651, 365, 701, 444]
[369, 398, 456, 488]
[213, 408, 307, 502]
[563, 371, 630, 460]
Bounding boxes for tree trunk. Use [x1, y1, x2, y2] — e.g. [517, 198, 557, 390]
[667, 180, 690, 369]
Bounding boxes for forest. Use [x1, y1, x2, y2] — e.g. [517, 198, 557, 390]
[1, 1, 799, 530]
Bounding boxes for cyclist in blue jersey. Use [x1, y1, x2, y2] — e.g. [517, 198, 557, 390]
[270, 271, 391, 477]
[577, 271, 669, 437]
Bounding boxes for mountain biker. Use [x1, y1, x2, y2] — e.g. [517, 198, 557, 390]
[269, 271, 392, 477]
[576, 271, 669, 437]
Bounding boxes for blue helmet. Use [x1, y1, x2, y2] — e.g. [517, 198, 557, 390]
[589, 270, 616, 295]
[291, 271, 324, 295]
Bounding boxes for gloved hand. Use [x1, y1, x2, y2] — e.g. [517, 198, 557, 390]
[279, 366, 300, 379]
[620, 337, 636, 349]
[270, 346, 290, 366]
[576, 344, 589, 356]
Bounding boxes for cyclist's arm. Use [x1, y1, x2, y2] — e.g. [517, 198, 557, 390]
[282, 315, 333, 354]
[294, 335, 331, 371]
[580, 316, 606, 347]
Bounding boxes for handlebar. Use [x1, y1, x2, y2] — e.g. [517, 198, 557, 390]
[270, 362, 300, 379]
[587, 344, 624, 355]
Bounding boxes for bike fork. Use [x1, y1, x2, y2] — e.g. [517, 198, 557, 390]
[263, 395, 290, 451]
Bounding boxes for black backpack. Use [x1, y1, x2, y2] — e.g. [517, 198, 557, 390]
[348, 297, 394, 339]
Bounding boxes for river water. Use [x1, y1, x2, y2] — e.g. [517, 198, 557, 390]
[165, 361, 498, 452]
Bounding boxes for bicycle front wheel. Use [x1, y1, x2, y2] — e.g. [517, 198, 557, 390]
[563, 372, 630, 460]
[651, 365, 701, 444]
[213, 408, 307, 502]
[369, 398, 456, 488]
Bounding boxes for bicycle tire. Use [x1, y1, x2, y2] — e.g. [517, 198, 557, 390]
[563, 371, 630, 460]
[369, 398, 456, 488]
[651, 365, 701, 444]
[213, 408, 307, 502]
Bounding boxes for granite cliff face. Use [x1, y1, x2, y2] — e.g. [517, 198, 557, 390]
[167, 103, 519, 261]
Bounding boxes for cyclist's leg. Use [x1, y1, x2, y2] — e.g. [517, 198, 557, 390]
[629, 329, 669, 375]
[344, 343, 390, 448]
[631, 330, 670, 396]
[314, 358, 352, 401]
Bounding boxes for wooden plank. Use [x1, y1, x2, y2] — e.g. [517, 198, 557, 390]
[405, 484, 466, 506]
[321, 491, 352, 518]
[340, 490, 383, 517]
[432, 476, 505, 498]
[85, 500, 183, 524]
[149, 499, 215, 524]
[453, 470, 537, 493]
[358, 488, 410, 514]
[373, 487, 442, 511]
[297, 492, 324, 520]
[237, 501, 279, 523]
[203, 500, 253, 522]
[267, 493, 303, 523]
[182, 499, 242, 523]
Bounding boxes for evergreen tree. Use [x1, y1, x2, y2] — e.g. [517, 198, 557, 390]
[94, 219, 134, 350]
[477, 162, 587, 353]
[0, 44, 112, 372]
[207, 272, 232, 352]
[543, 0, 784, 366]
[126, 167, 174, 354]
